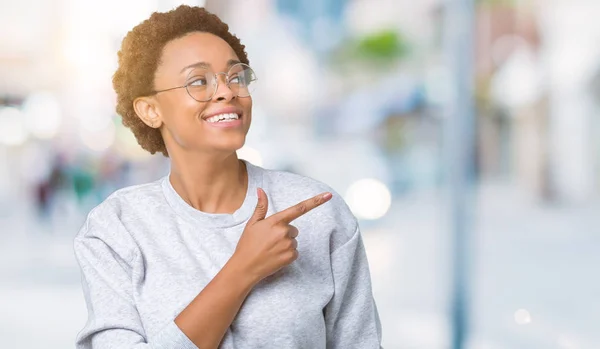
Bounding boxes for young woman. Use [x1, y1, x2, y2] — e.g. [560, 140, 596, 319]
[74, 5, 382, 349]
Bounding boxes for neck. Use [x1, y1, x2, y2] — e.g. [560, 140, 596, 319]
[168, 151, 247, 214]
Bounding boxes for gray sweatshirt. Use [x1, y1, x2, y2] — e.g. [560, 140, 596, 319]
[73, 159, 383, 349]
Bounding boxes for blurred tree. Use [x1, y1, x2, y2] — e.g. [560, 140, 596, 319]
[355, 30, 408, 62]
[331, 29, 410, 68]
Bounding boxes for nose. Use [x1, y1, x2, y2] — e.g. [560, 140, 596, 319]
[212, 72, 235, 102]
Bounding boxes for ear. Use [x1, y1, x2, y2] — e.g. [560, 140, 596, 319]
[133, 96, 163, 129]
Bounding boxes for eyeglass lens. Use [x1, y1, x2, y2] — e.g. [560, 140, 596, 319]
[186, 64, 256, 102]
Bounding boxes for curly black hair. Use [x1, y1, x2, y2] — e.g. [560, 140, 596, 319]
[112, 5, 249, 156]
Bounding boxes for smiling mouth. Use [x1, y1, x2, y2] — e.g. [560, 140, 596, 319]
[203, 112, 242, 123]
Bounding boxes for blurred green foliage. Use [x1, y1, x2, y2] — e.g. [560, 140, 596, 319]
[330, 29, 410, 68]
[355, 30, 408, 61]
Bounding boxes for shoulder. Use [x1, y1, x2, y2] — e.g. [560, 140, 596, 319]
[86, 178, 165, 222]
[103, 179, 165, 212]
[84, 178, 163, 223]
[73, 179, 163, 260]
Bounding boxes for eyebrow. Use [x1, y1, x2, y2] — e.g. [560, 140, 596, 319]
[180, 59, 242, 74]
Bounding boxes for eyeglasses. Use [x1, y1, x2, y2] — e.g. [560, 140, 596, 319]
[150, 63, 257, 102]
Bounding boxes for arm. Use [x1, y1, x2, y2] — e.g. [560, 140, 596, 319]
[174, 255, 258, 349]
[74, 214, 259, 349]
[74, 233, 193, 349]
[324, 226, 383, 349]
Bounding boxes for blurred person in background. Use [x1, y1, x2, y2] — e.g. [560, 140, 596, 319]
[73, 5, 382, 349]
[36, 153, 69, 220]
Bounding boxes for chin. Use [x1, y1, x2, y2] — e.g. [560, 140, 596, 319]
[215, 138, 247, 153]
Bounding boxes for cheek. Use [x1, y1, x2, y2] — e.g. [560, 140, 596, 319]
[159, 95, 208, 145]
[240, 97, 252, 116]
[162, 94, 207, 125]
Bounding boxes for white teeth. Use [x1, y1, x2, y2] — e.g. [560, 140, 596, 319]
[206, 113, 240, 123]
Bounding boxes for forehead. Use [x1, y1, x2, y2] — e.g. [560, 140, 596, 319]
[158, 32, 239, 73]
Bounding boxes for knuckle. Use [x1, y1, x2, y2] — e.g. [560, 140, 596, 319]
[296, 203, 307, 215]
[279, 253, 289, 264]
[272, 225, 287, 239]
[286, 238, 296, 250]
[280, 249, 298, 264]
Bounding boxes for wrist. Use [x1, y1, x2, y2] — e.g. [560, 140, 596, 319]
[224, 254, 260, 290]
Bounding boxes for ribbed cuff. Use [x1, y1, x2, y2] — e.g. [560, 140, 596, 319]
[152, 320, 199, 349]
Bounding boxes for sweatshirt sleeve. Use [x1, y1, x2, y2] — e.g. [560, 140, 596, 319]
[73, 210, 198, 349]
[324, 225, 383, 349]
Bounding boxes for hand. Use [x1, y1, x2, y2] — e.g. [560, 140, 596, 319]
[231, 188, 333, 284]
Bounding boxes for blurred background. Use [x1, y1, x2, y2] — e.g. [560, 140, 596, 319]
[1, 0, 599, 348]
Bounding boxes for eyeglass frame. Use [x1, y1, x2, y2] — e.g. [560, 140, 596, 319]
[148, 62, 257, 102]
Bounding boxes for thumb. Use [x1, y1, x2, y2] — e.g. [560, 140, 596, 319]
[248, 187, 268, 224]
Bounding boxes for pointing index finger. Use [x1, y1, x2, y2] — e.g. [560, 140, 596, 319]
[270, 192, 332, 225]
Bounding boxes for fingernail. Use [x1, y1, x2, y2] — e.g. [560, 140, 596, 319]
[322, 192, 332, 200]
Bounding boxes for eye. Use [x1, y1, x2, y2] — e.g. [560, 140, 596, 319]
[228, 75, 241, 84]
[188, 77, 208, 87]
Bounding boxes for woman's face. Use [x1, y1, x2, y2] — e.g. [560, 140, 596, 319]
[151, 32, 252, 155]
